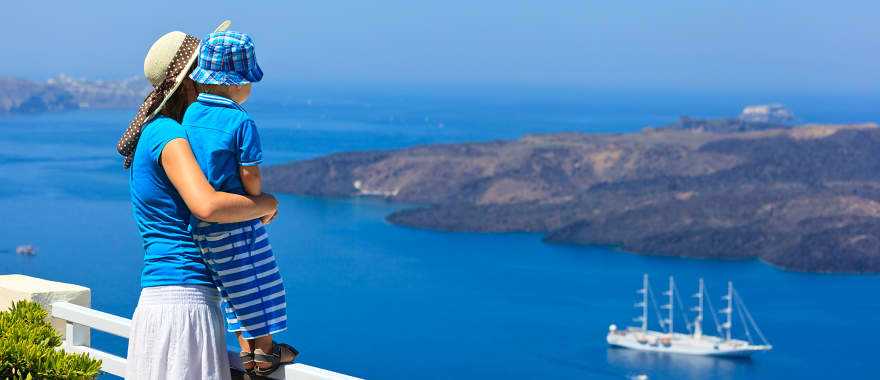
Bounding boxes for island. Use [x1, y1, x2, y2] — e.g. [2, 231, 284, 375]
[0, 75, 149, 114]
[263, 107, 880, 273]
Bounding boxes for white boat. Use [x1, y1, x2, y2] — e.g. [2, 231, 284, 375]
[607, 274, 772, 357]
[15, 245, 36, 256]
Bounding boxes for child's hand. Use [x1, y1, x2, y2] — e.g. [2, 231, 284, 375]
[261, 209, 278, 225]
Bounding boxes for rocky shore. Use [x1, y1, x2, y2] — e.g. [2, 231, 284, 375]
[263, 118, 880, 273]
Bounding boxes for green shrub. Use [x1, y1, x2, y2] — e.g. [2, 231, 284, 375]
[0, 300, 102, 379]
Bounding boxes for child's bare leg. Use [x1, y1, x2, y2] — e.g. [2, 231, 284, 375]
[237, 332, 253, 352]
[237, 332, 255, 370]
[254, 334, 296, 369]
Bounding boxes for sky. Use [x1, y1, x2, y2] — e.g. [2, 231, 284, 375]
[4, 0, 880, 94]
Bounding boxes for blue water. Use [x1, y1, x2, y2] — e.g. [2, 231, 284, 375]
[1, 91, 879, 379]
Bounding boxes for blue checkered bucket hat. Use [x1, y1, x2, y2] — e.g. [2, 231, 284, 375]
[190, 31, 263, 85]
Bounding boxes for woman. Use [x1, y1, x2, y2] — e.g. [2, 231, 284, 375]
[117, 21, 277, 379]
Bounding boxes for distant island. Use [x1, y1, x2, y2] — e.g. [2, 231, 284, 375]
[0, 75, 149, 114]
[264, 105, 880, 273]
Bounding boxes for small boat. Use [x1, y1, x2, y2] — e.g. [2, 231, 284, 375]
[607, 274, 772, 357]
[15, 245, 36, 255]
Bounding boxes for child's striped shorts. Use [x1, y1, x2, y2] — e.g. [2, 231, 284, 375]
[193, 219, 288, 339]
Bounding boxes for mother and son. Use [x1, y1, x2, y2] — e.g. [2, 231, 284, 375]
[117, 20, 297, 379]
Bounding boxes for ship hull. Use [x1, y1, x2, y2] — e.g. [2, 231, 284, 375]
[607, 330, 771, 358]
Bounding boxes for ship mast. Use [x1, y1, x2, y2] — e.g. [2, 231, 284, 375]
[692, 278, 704, 339]
[721, 281, 733, 341]
[662, 276, 674, 335]
[634, 274, 649, 331]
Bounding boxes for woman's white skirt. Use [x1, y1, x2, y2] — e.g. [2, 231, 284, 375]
[126, 285, 231, 380]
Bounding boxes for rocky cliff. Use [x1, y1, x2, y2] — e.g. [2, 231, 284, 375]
[263, 122, 880, 273]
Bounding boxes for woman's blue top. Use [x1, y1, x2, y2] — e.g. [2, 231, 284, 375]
[129, 116, 213, 288]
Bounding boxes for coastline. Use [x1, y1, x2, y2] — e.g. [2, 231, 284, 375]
[265, 122, 880, 274]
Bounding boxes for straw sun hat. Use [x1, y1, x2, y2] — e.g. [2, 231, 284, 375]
[116, 20, 231, 168]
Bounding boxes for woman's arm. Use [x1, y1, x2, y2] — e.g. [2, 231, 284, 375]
[162, 138, 277, 223]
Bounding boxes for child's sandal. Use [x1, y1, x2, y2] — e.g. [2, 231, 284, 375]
[240, 351, 256, 374]
[253, 342, 299, 376]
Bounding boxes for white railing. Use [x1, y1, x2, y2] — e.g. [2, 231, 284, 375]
[51, 301, 362, 380]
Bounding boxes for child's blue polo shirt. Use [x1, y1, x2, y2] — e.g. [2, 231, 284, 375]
[182, 93, 263, 197]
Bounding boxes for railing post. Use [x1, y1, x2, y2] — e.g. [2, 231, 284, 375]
[64, 321, 91, 350]
[51, 301, 131, 376]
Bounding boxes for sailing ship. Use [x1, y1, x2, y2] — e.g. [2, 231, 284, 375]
[607, 274, 772, 357]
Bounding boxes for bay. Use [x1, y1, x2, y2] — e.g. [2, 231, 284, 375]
[0, 91, 878, 379]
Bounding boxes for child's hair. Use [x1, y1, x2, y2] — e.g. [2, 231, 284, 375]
[196, 83, 243, 99]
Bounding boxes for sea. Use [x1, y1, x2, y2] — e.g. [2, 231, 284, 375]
[1, 86, 879, 379]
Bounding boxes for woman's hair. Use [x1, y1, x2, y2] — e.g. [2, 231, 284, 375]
[158, 83, 190, 123]
[158, 66, 198, 123]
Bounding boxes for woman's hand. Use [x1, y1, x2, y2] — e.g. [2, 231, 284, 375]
[162, 138, 278, 223]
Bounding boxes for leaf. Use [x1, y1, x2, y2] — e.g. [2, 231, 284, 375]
[0, 301, 102, 379]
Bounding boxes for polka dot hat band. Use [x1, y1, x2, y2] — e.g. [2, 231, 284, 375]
[116, 35, 198, 169]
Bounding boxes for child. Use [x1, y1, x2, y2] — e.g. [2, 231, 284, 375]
[183, 30, 297, 376]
